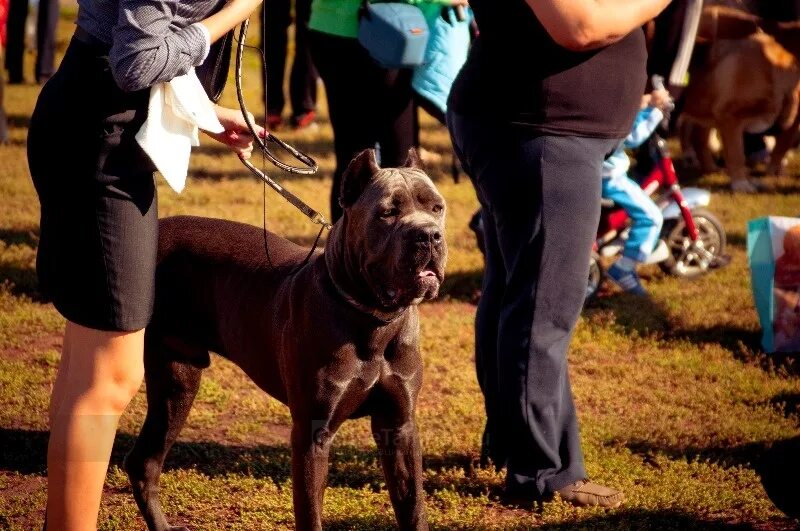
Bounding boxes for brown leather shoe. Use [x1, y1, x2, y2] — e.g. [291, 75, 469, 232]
[555, 479, 625, 508]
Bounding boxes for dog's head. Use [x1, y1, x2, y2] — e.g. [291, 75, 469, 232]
[327, 148, 447, 312]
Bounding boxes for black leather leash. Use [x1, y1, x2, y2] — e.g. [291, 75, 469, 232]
[234, 17, 332, 231]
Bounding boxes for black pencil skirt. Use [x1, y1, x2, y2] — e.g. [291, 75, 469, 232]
[27, 35, 159, 331]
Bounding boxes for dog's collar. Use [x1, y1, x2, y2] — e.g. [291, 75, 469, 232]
[324, 255, 407, 325]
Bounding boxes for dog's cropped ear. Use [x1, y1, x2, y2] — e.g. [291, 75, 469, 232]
[402, 147, 424, 170]
[339, 149, 380, 209]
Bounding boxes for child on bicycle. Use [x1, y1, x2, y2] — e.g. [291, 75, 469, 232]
[604, 88, 672, 295]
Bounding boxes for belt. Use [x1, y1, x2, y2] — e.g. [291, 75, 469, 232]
[73, 26, 112, 52]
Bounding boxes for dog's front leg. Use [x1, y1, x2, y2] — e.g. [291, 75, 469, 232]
[371, 416, 428, 530]
[291, 419, 332, 531]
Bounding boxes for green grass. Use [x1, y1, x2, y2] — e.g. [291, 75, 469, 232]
[2, 14, 800, 530]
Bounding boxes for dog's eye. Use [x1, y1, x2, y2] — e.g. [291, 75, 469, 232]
[379, 207, 400, 219]
[432, 204, 443, 214]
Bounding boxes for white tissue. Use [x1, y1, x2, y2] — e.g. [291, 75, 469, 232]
[136, 68, 225, 193]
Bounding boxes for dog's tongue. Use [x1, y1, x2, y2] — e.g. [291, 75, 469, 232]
[418, 270, 437, 278]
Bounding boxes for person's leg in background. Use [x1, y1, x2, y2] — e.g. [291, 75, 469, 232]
[34, 0, 58, 83]
[261, 0, 290, 128]
[6, 0, 28, 84]
[288, 0, 318, 128]
[310, 31, 383, 222]
[376, 67, 414, 168]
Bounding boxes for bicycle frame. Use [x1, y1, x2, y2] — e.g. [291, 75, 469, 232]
[598, 134, 700, 243]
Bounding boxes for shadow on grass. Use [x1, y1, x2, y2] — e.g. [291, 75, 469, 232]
[0, 227, 43, 298]
[584, 292, 671, 336]
[4, 428, 793, 527]
[0, 428, 484, 496]
[674, 323, 800, 375]
[584, 291, 800, 374]
[7, 114, 31, 129]
[440, 269, 482, 303]
[0, 227, 39, 247]
[622, 435, 800, 520]
[310, 508, 781, 530]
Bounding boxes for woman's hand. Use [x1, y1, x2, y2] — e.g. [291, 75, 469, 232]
[204, 105, 266, 160]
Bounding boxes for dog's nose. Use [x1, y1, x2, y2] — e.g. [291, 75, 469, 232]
[413, 226, 442, 246]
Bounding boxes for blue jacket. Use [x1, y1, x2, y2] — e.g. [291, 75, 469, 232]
[412, 7, 472, 115]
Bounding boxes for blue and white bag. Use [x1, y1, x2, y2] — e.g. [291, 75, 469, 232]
[358, 1, 430, 69]
[747, 216, 800, 352]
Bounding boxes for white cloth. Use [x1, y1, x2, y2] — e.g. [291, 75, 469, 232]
[136, 68, 224, 193]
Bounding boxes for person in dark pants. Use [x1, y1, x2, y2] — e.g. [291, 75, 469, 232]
[308, 0, 466, 222]
[5, 0, 28, 83]
[261, 0, 318, 129]
[310, 33, 414, 221]
[448, 0, 670, 509]
[5, 0, 58, 83]
[35, 0, 58, 82]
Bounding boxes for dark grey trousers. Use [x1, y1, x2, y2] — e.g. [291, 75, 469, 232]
[448, 110, 619, 498]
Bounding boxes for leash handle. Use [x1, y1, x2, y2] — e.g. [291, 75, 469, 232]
[235, 19, 319, 175]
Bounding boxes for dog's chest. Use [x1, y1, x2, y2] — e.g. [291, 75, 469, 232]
[325, 351, 415, 392]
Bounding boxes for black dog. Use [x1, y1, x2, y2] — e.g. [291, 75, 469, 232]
[123, 149, 447, 530]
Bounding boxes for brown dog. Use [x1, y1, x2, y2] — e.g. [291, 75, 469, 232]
[123, 149, 447, 530]
[681, 6, 800, 191]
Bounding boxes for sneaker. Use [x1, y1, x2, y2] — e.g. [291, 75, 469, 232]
[266, 113, 283, 130]
[555, 480, 625, 509]
[607, 263, 647, 295]
[291, 111, 316, 130]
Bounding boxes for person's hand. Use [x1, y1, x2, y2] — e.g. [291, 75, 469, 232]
[450, 0, 469, 5]
[204, 105, 266, 160]
[649, 88, 672, 111]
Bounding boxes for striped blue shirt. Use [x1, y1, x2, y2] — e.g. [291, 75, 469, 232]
[76, 0, 223, 91]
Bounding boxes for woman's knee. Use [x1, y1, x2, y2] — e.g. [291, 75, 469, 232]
[60, 322, 145, 414]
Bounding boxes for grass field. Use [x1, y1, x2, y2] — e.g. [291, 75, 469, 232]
[2, 13, 800, 531]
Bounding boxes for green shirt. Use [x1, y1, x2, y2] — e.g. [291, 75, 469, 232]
[309, 0, 451, 39]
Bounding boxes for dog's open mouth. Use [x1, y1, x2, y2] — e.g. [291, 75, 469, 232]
[373, 265, 443, 309]
[416, 266, 441, 290]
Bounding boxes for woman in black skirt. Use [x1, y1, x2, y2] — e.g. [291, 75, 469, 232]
[27, 0, 265, 527]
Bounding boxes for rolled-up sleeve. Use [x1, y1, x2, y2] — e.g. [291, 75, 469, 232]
[110, 0, 211, 92]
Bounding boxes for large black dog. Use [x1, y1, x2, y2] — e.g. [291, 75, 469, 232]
[123, 149, 447, 530]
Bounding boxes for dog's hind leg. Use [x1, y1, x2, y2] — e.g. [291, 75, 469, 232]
[371, 415, 428, 530]
[125, 334, 205, 531]
[768, 110, 800, 176]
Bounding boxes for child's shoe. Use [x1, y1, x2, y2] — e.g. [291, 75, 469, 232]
[608, 262, 647, 295]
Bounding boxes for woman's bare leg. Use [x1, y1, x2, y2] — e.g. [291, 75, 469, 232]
[45, 320, 145, 531]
